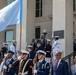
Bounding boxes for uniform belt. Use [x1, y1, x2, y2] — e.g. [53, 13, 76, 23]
[46, 51, 50, 52]
[19, 71, 28, 75]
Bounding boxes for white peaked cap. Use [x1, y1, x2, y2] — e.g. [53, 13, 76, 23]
[37, 50, 46, 55]
[47, 39, 51, 41]
[55, 36, 59, 38]
[3, 43, 8, 45]
[21, 49, 29, 54]
[12, 40, 17, 43]
[28, 45, 33, 48]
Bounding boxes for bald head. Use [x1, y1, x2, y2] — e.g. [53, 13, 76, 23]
[55, 51, 62, 60]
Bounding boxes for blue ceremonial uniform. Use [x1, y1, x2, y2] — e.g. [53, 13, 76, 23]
[37, 60, 50, 75]
[29, 50, 35, 59]
[51, 59, 69, 75]
[5, 58, 15, 75]
[36, 46, 43, 52]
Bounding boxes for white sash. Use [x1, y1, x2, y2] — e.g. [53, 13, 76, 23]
[22, 59, 30, 75]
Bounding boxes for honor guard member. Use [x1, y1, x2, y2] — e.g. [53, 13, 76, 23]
[45, 39, 52, 63]
[36, 41, 43, 52]
[1, 43, 8, 58]
[18, 50, 33, 75]
[40, 34, 46, 49]
[12, 50, 22, 75]
[28, 45, 35, 60]
[10, 40, 17, 60]
[4, 51, 15, 75]
[52, 36, 60, 60]
[34, 50, 50, 75]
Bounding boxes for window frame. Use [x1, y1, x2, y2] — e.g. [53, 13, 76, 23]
[35, 0, 43, 17]
[5, 30, 14, 49]
[35, 26, 41, 39]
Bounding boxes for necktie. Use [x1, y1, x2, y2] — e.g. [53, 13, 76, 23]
[56, 61, 58, 70]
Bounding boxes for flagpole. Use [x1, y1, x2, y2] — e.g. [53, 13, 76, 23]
[20, 24, 22, 50]
[20, 0, 22, 50]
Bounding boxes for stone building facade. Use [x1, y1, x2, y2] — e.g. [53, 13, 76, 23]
[0, 0, 76, 56]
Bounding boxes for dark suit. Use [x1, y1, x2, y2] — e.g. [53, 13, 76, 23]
[51, 59, 69, 75]
[40, 39, 46, 49]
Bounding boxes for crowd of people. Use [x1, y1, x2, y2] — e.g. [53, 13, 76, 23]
[0, 31, 76, 75]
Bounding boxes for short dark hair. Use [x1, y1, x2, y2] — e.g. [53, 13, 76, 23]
[73, 54, 76, 59]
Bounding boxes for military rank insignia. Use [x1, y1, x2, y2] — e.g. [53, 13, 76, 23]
[42, 64, 45, 69]
[9, 64, 12, 68]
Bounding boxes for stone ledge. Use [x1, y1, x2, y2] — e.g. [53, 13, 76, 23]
[35, 15, 52, 23]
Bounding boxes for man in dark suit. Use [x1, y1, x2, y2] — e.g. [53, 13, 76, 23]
[51, 51, 69, 75]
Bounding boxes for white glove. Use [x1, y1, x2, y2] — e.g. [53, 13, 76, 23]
[33, 70, 37, 73]
[3, 65, 7, 69]
[17, 56, 21, 60]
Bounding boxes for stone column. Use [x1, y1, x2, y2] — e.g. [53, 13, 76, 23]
[16, 24, 20, 50]
[21, 0, 35, 49]
[53, 0, 73, 56]
[21, 0, 28, 49]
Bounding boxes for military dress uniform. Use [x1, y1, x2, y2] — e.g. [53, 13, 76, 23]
[52, 36, 60, 60]
[18, 59, 33, 75]
[34, 50, 50, 75]
[28, 45, 35, 60]
[45, 39, 52, 63]
[5, 58, 15, 75]
[18, 50, 33, 75]
[4, 51, 16, 75]
[37, 60, 50, 75]
[29, 50, 35, 60]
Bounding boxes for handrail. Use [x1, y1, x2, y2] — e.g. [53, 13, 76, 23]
[63, 52, 76, 60]
[62, 52, 76, 75]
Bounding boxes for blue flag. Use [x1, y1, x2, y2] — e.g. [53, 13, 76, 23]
[0, 0, 21, 32]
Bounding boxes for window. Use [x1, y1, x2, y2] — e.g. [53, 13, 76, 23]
[35, 0, 42, 17]
[73, 0, 75, 11]
[5, 30, 14, 49]
[6, 0, 15, 5]
[35, 27, 40, 39]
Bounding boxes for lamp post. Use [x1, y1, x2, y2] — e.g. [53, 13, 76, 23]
[42, 29, 47, 39]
